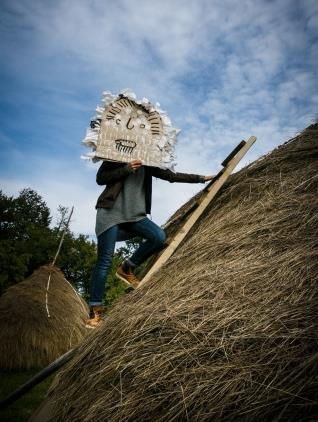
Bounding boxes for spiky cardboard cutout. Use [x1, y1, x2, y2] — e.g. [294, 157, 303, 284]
[81, 89, 179, 170]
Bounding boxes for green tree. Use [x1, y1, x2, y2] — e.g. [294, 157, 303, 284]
[0, 189, 55, 293]
[14, 188, 51, 232]
[116, 237, 143, 259]
[54, 231, 97, 301]
[55, 205, 70, 231]
[103, 254, 128, 307]
[0, 188, 143, 307]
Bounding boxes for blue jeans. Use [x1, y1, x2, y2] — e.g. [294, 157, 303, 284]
[89, 217, 166, 306]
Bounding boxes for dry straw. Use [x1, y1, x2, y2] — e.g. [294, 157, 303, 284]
[0, 266, 89, 370]
[42, 124, 317, 421]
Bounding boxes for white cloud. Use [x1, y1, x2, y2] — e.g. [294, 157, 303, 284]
[1, 0, 317, 238]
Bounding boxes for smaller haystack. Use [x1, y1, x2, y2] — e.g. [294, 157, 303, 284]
[0, 265, 89, 370]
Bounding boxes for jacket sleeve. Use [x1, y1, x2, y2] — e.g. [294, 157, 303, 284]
[150, 167, 206, 183]
[96, 161, 134, 185]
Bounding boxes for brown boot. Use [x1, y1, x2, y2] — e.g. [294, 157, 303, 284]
[85, 305, 106, 329]
[116, 264, 140, 289]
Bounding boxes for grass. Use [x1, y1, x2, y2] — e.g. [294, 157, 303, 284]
[0, 369, 55, 421]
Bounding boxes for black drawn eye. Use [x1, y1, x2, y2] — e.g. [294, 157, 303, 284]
[116, 119, 121, 125]
[140, 124, 145, 129]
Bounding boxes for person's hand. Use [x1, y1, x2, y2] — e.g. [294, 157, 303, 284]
[128, 160, 142, 171]
[203, 175, 214, 181]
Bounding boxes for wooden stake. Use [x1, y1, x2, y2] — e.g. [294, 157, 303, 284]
[138, 136, 256, 288]
[46, 206, 75, 318]
[52, 206, 74, 267]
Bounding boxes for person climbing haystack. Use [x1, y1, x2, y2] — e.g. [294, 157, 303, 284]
[81, 90, 213, 329]
[85, 159, 213, 328]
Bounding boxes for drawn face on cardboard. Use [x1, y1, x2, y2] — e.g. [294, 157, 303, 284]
[97, 97, 164, 160]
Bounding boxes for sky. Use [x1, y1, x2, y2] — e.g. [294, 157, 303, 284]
[0, 0, 317, 239]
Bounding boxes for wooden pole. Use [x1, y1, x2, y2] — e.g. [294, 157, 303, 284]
[46, 206, 75, 318]
[138, 136, 256, 287]
[52, 206, 74, 267]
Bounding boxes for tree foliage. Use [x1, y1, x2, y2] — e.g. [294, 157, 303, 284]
[0, 188, 55, 293]
[0, 188, 142, 307]
[0, 189, 97, 298]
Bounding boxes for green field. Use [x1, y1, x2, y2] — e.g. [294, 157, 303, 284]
[0, 369, 55, 421]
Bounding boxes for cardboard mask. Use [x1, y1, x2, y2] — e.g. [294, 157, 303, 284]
[81, 89, 179, 170]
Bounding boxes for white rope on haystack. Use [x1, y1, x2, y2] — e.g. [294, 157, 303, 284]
[45, 206, 74, 318]
[45, 273, 52, 318]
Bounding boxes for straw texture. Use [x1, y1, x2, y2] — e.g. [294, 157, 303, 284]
[43, 124, 318, 421]
[0, 265, 89, 369]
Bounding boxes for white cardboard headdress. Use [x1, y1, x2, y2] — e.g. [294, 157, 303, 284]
[81, 89, 179, 170]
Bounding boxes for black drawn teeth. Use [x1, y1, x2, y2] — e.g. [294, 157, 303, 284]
[115, 139, 137, 154]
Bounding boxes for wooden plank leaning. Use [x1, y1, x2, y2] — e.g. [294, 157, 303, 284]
[138, 136, 257, 288]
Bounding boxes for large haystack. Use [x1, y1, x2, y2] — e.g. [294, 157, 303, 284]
[0, 265, 89, 370]
[37, 124, 318, 421]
